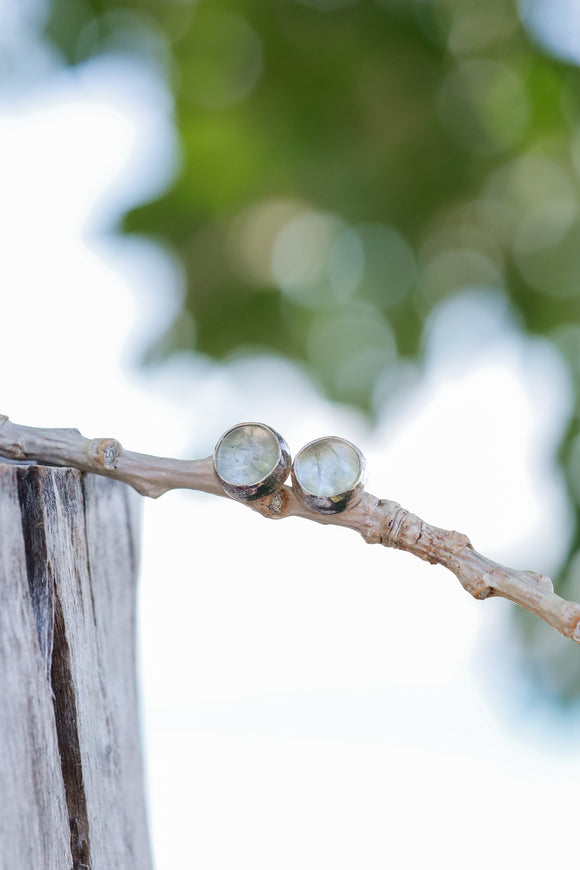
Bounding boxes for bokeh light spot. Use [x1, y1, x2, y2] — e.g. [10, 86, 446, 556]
[418, 248, 503, 309]
[485, 154, 577, 250]
[180, 12, 263, 109]
[271, 210, 351, 309]
[308, 302, 396, 403]
[229, 199, 306, 285]
[515, 220, 580, 298]
[435, 0, 517, 56]
[356, 223, 416, 308]
[437, 59, 529, 155]
[326, 228, 365, 303]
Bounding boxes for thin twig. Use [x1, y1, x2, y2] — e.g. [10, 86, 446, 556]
[1, 414, 579, 644]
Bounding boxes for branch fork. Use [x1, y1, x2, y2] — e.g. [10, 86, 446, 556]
[1, 415, 579, 644]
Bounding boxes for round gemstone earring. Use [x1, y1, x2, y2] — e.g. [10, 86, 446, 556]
[291, 436, 365, 514]
[213, 422, 291, 501]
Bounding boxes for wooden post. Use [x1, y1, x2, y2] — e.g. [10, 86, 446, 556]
[0, 464, 152, 870]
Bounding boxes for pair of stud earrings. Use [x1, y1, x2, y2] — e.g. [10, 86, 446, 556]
[213, 422, 366, 514]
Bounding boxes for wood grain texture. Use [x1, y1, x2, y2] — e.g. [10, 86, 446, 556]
[0, 464, 151, 870]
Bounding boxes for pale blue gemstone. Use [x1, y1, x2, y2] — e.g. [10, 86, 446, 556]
[294, 438, 361, 497]
[215, 424, 280, 485]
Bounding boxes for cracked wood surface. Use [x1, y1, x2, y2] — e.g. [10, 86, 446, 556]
[1, 414, 579, 645]
[0, 464, 151, 870]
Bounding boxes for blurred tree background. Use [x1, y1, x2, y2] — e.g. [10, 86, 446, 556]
[37, 0, 580, 697]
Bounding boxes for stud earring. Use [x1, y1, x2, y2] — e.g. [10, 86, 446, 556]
[213, 422, 291, 501]
[291, 436, 365, 514]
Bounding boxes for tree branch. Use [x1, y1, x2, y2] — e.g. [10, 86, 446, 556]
[1, 414, 579, 645]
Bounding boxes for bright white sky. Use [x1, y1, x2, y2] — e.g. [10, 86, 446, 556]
[1, 54, 580, 870]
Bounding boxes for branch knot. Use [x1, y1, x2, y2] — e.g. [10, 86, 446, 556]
[379, 502, 407, 549]
[90, 439, 121, 470]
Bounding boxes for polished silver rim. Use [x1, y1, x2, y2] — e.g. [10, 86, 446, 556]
[291, 435, 366, 514]
[213, 422, 292, 501]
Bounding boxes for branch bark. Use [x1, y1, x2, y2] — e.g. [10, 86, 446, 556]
[2, 414, 579, 645]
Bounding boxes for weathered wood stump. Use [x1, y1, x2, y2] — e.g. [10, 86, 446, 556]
[0, 464, 152, 870]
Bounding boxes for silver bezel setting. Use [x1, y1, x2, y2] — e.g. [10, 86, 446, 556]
[213, 422, 291, 501]
[291, 436, 366, 514]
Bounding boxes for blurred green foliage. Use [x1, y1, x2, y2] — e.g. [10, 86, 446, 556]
[44, 0, 580, 699]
